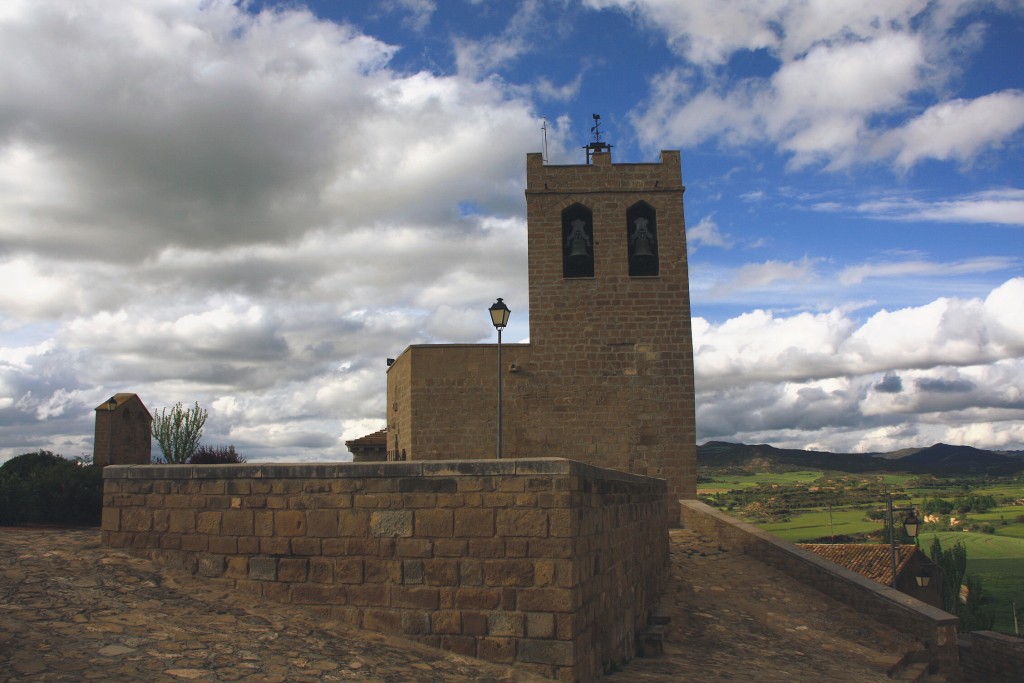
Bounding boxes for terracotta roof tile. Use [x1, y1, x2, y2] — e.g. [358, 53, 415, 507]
[798, 543, 918, 584]
[345, 428, 386, 448]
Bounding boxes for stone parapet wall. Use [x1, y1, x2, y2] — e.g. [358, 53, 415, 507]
[680, 500, 961, 677]
[958, 631, 1024, 683]
[103, 459, 669, 682]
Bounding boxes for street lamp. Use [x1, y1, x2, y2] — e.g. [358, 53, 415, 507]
[886, 493, 920, 588]
[489, 298, 511, 460]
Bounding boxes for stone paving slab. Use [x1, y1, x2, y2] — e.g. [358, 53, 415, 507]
[0, 527, 549, 682]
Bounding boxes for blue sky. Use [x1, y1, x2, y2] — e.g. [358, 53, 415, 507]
[1, 0, 1022, 463]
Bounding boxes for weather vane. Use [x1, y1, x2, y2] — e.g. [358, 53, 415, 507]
[584, 113, 612, 164]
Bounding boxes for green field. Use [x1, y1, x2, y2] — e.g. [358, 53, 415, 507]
[700, 469, 1024, 635]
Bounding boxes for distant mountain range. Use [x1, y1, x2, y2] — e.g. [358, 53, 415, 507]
[698, 441, 1024, 475]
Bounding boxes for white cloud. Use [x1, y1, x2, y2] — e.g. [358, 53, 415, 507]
[686, 215, 734, 250]
[857, 189, 1024, 225]
[838, 257, 1017, 285]
[615, 0, 1024, 170]
[693, 278, 1024, 451]
[708, 257, 817, 297]
[878, 90, 1024, 169]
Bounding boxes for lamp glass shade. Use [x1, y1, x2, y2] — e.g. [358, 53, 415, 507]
[903, 512, 920, 538]
[489, 298, 511, 330]
[916, 572, 930, 587]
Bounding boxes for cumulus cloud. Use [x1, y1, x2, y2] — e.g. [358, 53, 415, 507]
[0, 1, 536, 462]
[611, 0, 1024, 170]
[694, 278, 1024, 452]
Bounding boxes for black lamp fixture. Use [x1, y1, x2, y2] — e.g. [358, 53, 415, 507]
[903, 510, 921, 539]
[489, 298, 511, 460]
[916, 570, 931, 588]
[489, 298, 511, 330]
[886, 493, 922, 589]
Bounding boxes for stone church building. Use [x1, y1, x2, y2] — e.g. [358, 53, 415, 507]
[379, 145, 697, 504]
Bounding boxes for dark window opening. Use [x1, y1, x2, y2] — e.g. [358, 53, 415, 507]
[562, 204, 594, 278]
[627, 201, 659, 276]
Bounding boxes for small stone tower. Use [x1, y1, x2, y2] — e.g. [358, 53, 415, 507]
[93, 393, 152, 466]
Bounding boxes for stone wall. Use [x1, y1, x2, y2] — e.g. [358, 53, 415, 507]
[958, 631, 1024, 683]
[680, 500, 960, 675]
[102, 459, 669, 682]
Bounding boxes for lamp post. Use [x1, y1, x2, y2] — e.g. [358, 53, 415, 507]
[488, 298, 511, 460]
[886, 493, 920, 589]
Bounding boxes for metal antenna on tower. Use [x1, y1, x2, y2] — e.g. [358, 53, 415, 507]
[541, 118, 549, 164]
[583, 113, 612, 164]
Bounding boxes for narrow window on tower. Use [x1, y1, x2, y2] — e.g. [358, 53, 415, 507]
[562, 203, 594, 278]
[627, 201, 658, 276]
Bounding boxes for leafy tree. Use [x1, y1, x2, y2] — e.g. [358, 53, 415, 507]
[189, 444, 245, 464]
[152, 401, 208, 464]
[0, 451, 102, 525]
[929, 537, 995, 631]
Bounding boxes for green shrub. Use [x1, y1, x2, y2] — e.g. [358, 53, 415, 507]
[0, 451, 102, 526]
[189, 444, 245, 464]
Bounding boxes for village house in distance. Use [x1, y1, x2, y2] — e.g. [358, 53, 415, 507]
[377, 137, 698, 506]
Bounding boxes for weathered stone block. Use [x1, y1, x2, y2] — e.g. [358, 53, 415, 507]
[335, 558, 364, 584]
[518, 638, 575, 667]
[369, 510, 413, 538]
[274, 510, 306, 536]
[423, 560, 458, 586]
[483, 559, 535, 587]
[454, 587, 501, 610]
[478, 637, 517, 662]
[196, 511, 221, 534]
[291, 584, 344, 605]
[101, 508, 120, 532]
[248, 556, 277, 581]
[305, 509, 338, 537]
[454, 509, 494, 537]
[121, 508, 153, 532]
[496, 509, 548, 537]
[517, 587, 577, 613]
[277, 558, 308, 582]
[222, 509, 253, 536]
[197, 554, 225, 578]
[391, 586, 439, 610]
[527, 612, 555, 638]
[487, 612, 525, 637]
[414, 509, 453, 537]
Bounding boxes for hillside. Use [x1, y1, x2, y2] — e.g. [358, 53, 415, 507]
[698, 441, 1024, 475]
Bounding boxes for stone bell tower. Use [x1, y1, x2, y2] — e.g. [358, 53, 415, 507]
[383, 131, 697, 508]
[519, 140, 697, 502]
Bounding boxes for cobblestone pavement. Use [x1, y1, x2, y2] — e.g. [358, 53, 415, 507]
[0, 528, 548, 683]
[606, 529, 917, 683]
[2, 527, 918, 682]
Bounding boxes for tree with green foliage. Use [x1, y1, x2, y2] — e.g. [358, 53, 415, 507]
[0, 451, 102, 525]
[152, 401, 208, 464]
[929, 537, 995, 631]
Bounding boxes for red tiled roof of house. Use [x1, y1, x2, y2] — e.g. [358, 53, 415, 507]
[345, 428, 386, 448]
[798, 543, 918, 585]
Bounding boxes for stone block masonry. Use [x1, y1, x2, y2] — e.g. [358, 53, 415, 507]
[103, 459, 669, 682]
